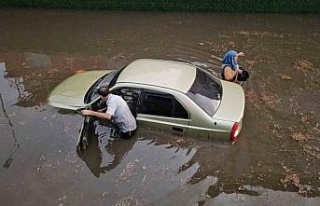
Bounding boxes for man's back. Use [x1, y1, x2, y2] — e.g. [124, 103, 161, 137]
[106, 94, 137, 133]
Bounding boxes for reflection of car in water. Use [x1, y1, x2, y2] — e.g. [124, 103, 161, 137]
[77, 119, 136, 177]
[49, 59, 245, 143]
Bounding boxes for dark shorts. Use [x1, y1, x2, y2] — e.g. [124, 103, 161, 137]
[119, 129, 136, 139]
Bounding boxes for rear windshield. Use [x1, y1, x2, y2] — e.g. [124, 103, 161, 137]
[186, 68, 222, 116]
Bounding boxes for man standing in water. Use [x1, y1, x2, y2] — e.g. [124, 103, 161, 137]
[221, 50, 247, 82]
[81, 85, 137, 139]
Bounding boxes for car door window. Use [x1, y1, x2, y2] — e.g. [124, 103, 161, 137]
[140, 91, 188, 119]
[113, 88, 141, 118]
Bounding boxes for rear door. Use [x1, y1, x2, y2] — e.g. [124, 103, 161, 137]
[137, 89, 190, 135]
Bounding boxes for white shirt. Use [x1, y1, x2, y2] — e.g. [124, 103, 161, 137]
[106, 94, 137, 133]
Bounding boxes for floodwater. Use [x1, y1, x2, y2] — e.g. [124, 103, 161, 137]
[0, 8, 319, 206]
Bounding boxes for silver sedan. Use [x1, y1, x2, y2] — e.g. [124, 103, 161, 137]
[48, 59, 245, 143]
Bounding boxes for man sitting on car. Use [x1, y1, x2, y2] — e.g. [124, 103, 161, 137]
[81, 85, 137, 139]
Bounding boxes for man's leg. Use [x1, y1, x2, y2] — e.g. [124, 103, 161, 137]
[120, 129, 136, 139]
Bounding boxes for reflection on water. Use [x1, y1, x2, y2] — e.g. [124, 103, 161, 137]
[0, 63, 20, 169]
[0, 8, 320, 205]
[205, 186, 320, 206]
[77, 120, 136, 178]
[76, 118, 216, 204]
[25, 52, 51, 69]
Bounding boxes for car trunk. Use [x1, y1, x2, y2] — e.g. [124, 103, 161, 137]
[213, 80, 245, 122]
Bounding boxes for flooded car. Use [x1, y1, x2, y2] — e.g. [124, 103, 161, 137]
[48, 59, 245, 143]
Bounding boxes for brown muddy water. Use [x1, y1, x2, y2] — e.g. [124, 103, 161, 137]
[0, 8, 319, 206]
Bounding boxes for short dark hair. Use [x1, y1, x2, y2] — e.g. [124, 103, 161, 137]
[97, 85, 110, 97]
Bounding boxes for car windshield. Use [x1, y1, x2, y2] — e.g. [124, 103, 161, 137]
[84, 67, 124, 104]
[186, 68, 222, 116]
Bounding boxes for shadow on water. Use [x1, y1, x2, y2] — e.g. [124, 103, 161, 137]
[0, 8, 320, 205]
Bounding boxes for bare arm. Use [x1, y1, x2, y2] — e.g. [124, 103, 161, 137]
[236, 52, 245, 74]
[237, 52, 245, 57]
[81, 109, 112, 120]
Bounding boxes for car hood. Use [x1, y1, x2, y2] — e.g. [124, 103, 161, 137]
[213, 80, 245, 122]
[48, 70, 110, 110]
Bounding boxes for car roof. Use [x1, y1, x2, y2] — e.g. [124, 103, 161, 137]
[116, 59, 196, 93]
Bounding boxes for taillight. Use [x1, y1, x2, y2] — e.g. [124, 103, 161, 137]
[230, 122, 240, 142]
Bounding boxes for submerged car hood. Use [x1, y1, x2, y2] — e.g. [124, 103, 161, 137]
[48, 70, 109, 110]
[213, 80, 245, 122]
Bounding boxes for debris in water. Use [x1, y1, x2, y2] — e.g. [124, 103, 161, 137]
[290, 133, 308, 142]
[279, 74, 292, 80]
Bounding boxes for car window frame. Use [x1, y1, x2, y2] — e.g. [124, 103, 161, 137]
[112, 87, 142, 118]
[138, 89, 189, 119]
[84, 66, 126, 104]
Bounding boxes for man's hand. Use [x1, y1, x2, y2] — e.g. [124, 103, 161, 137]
[237, 52, 245, 57]
[81, 109, 93, 116]
[237, 68, 243, 74]
[81, 109, 112, 120]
